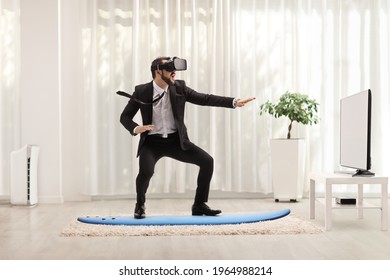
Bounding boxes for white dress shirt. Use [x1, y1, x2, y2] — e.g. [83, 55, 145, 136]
[147, 81, 177, 138]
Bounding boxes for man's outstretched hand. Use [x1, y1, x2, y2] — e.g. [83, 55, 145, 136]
[236, 97, 256, 108]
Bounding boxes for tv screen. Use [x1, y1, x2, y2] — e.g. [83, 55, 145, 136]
[339, 89, 374, 176]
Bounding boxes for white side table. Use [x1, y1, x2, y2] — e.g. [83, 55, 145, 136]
[309, 172, 388, 231]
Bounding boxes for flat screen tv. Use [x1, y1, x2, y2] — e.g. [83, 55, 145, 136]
[339, 89, 374, 176]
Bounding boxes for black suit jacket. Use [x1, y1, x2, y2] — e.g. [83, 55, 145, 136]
[120, 80, 235, 157]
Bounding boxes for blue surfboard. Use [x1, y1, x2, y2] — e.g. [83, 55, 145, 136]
[77, 209, 290, 226]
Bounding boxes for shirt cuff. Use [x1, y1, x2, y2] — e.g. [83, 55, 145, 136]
[233, 98, 240, 108]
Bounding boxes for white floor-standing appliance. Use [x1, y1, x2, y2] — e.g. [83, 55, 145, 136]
[10, 145, 40, 206]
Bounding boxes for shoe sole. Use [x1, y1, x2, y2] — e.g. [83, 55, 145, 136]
[192, 211, 221, 216]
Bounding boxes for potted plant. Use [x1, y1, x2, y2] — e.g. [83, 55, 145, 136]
[259, 91, 319, 202]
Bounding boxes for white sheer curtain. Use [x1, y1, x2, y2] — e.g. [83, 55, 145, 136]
[80, 0, 390, 197]
[0, 0, 19, 197]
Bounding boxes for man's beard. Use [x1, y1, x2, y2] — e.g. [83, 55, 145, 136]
[162, 74, 174, 86]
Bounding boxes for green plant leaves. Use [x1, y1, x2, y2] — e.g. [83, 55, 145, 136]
[259, 91, 320, 139]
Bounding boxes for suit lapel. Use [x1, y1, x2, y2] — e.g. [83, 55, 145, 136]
[141, 82, 154, 124]
[169, 86, 176, 108]
[169, 84, 178, 119]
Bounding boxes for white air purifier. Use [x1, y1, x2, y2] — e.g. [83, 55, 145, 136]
[10, 145, 40, 206]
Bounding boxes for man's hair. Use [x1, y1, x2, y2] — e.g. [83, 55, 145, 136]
[151, 56, 171, 79]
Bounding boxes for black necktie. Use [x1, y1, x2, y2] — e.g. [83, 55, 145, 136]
[116, 90, 165, 105]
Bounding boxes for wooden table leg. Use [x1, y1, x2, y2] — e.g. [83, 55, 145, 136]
[325, 183, 332, 231]
[357, 184, 363, 219]
[381, 183, 388, 231]
[310, 179, 315, 219]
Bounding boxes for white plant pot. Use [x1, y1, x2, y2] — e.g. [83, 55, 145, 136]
[270, 139, 305, 202]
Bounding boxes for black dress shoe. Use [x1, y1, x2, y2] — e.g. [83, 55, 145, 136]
[134, 203, 145, 219]
[192, 203, 222, 216]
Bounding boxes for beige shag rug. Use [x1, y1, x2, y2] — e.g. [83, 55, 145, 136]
[60, 215, 323, 237]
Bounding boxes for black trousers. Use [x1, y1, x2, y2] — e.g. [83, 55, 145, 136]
[136, 132, 213, 205]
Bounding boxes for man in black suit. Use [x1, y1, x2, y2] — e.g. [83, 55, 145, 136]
[120, 56, 255, 219]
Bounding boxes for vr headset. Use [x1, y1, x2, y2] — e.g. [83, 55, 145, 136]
[150, 57, 187, 72]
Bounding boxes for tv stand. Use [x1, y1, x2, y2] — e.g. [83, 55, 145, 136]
[352, 169, 375, 177]
[310, 172, 388, 231]
[334, 169, 375, 177]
